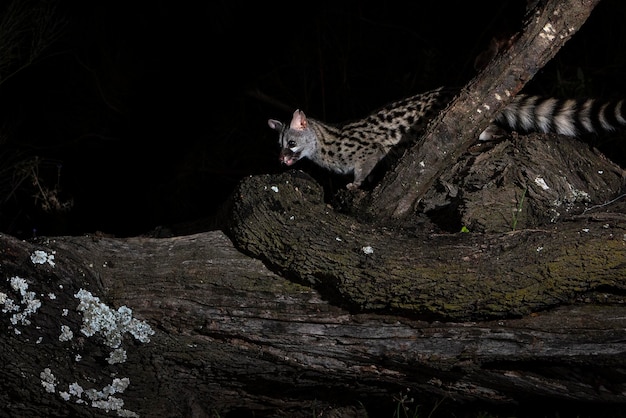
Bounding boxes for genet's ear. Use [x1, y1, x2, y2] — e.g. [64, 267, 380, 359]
[267, 119, 283, 131]
[289, 109, 307, 131]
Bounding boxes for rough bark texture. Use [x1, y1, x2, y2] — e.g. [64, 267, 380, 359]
[2, 1, 625, 417]
[418, 133, 626, 233]
[228, 165, 626, 322]
[1, 228, 626, 418]
[362, 0, 602, 222]
[1, 135, 625, 416]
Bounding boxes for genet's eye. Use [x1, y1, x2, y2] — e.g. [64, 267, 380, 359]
[287, 140, 296, 148]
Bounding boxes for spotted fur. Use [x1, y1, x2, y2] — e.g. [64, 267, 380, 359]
[268, 89, 626, 189]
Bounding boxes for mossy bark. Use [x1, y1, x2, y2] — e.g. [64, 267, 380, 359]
[228, 168, 626, 321]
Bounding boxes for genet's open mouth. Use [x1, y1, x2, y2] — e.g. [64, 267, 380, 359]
[280, 150, 299, 166]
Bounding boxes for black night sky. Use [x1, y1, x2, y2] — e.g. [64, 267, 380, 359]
[1, 0, 625, 238]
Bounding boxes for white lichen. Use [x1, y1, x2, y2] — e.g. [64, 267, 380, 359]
[59, 325, 74, 342]
[10, 276, 28, 294]
[30, 289, 150, 418]
[30, 250, 56, 267]
[40, 368, 57, 393]
[74, 289, 154, 349]
[58, 377, 137, 417]
[85, 377, 137, 417]
[3, 276, 41, 327]
[107, 347, 127, 364]
[0, 292, 17, 313]
[117, 409, 140, 418]
[362, 246, 374, 255]
[110, 377, 130, 393]
[69, 382, 84, 398]
[534, 176, 550, 191]
[567, 184, 590, 201]
[92, 397, 125, 412]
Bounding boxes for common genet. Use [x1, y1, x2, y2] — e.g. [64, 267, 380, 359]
[268, 89, 626, 189]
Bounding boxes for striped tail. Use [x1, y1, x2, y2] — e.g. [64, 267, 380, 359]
[479, 95, 626, 140]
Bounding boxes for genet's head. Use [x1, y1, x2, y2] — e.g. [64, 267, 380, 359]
[268, 110, 316, 165]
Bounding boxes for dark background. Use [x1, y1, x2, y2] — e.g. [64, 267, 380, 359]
[1, 0, 625, 238]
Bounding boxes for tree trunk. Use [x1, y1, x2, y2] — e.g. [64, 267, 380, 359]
[1, 228, 626, 418]
[228, 163, 626, 322]
[361, 0, 602, 222]
[2, 1, 625, 417]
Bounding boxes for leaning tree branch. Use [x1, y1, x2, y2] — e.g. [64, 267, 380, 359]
[364, 0, 602, 221]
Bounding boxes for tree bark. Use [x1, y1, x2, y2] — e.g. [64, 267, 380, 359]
[362, 0, 602, 222]
[2, 1, 625, 417]
[1, 228, 626, 418]
[228, 167, 626, 322]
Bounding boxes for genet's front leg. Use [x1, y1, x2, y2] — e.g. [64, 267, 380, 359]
[348, 156, 380, 190]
